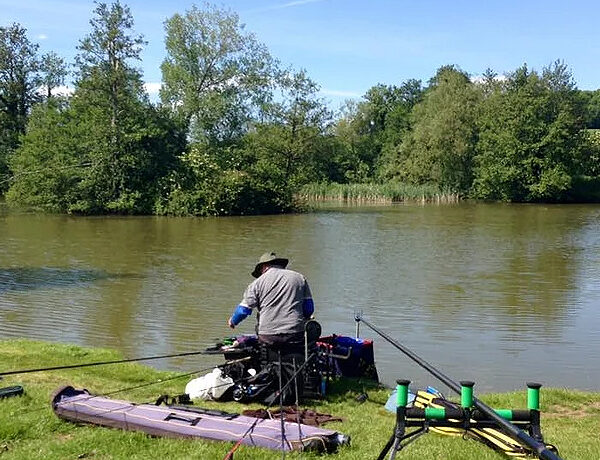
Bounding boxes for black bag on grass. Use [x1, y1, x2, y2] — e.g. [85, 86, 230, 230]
[230, 360, 303, 406]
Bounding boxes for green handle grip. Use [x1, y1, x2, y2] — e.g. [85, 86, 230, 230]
[396, 379, 410, 407]
[527, 382, 541, 410]
[460, 381, 474, 408]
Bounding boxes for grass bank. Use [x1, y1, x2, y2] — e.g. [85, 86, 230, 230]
[298, 182, 460, 204]
[1, 339, 599, 459]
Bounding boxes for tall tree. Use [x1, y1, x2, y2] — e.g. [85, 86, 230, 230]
[72, 0, 153, 212]
[155, 2, 293, 216]
[249, 69, 333, 186]
[9, 1, 184, 214]
[76, 1, 146, 134]
[0, 23, 40, 189]
[396, 66, 480, 192]
[473, 62, 584, 201]
[39, 52, 67, 99]
[160, 2, 276, 144]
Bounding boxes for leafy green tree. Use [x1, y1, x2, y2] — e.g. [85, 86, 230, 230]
[156, 3, 338, 216]
[0, 23, 40, 190]
[331, 102, 368, 182]
[580, 89, 600, 129]
[8, 2, 184, 214]
[333, 101, 375, 182]
[156, 69, 331, 216]
[160, 2, 276, 144]
[70, 0, 169, 213]
[473, 62, 584, 201]
[344, 84, 398, 177]
[40, 51, 67, 99]
[334, 80, 423, 182]
[376, 79, 423, 179]
[249, 70, 333, 186]
[395, 66, 480, 192]
[75, 1, 146, 133]
[154, 140, 294, 216]
[6, 98, 84, 210]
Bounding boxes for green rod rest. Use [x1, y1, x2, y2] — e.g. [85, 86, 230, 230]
[424, 408, 447, 420]
[527, 382, 542, 411]
[396, 379, 410, 407]
[494, 409, 514, 420]
[460, 380, 474, 408]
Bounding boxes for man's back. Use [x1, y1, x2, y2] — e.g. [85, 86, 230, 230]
[243, 267, 311, 335]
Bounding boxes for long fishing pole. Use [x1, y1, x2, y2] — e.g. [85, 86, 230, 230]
[14, 356, 252, 421]
[354, 313, 563, 460]
[0, 350, 210, 377]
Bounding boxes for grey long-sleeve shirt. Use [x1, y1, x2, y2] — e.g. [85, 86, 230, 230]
[240, 267, 313, 335]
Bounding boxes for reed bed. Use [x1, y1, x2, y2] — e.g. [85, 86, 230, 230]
[298, 182, 461, 204]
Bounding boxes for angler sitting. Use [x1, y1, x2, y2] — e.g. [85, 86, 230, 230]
[227, 252, 314, 357]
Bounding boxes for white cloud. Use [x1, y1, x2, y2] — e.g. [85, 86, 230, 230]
[472, 74, 508, 84]
[36, 85, 73, 96]
[253, 0, 326, 12]
[54, 85, 73, 96]
[37, 34, 48, 40]
[279, 0, 325, 8]
[144, 82, 162, 95]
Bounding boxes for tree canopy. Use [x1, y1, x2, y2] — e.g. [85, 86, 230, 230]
[0, 23, 40, 190]
[473, 62, 584, 201]
[160, 3, 276, 144]
[394, 67, 479, 192]
[7, 1, 184, 214]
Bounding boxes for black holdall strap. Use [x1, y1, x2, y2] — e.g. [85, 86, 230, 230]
[155, 394, 191, 406]
[155, 394, 170, 406]
[0, 385, 24, 399]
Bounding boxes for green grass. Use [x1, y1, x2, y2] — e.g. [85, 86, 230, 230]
[298, 182, 460, 204]
[1, 339, 599, 459]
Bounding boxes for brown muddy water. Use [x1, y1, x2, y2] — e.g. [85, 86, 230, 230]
[1, 202, 599, 393]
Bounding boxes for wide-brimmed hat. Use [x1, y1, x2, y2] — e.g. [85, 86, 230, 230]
[252, 252, 289, 278]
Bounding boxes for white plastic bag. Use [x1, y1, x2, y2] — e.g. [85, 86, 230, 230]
[185, 368, 233, 400]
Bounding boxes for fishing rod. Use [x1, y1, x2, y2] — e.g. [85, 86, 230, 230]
[354, 313, 563, 460]
[0, 349, 211, 377]
[222, 352, 318, 460]
[13, 357, 252, 421]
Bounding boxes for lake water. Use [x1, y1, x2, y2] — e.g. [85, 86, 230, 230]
[1, 202, 599, 394]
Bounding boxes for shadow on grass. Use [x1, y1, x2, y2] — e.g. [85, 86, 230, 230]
[321, 377, 390, 405]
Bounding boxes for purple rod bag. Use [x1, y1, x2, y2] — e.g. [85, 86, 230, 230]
[52, 386, 347, 453]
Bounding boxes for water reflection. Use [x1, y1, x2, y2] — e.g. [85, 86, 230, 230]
[1, 204, 599, 391]
[0, 267, 136, 293]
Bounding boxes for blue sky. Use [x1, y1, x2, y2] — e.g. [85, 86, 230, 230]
[2, 0, 599, 108]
